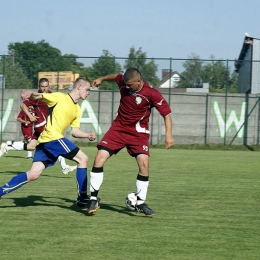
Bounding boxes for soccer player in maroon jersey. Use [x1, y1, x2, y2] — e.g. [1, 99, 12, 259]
[16, 105, 35, 159]
[87, 67, 174, 216]
[0, 78, 76, 175]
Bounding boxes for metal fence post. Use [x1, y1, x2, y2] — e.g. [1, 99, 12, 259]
[224, 59, 229, 145]
[111, 56, 116, 123]
[56, 55, 60, 91]
[0, 55, 6, 143]
[204, 94, 209, 144]
[168, 58, 172, 105]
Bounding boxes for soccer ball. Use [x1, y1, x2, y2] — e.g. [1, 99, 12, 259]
[125, 192, 137, 211]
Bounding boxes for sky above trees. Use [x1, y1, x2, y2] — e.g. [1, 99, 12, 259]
[0, 0, 260, 61]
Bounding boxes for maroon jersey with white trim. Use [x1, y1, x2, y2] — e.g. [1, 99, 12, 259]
[113, 74, 171, 133]
[23, 99, 48, 128]
[22, 90, 51, 129]
[17, 105, 35, 126]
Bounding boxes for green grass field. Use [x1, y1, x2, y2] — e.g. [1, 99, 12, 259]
[0, 147, 259, 260]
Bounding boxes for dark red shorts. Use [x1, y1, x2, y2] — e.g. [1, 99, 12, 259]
[21, 125, 34, 140]
[98, 126, 150, 156]
[32, 125, 45, 140]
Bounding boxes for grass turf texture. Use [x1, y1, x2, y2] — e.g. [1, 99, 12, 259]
[0, 147, 259, 260]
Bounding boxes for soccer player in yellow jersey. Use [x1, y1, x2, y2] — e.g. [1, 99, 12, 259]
[0, 77, 96, 208]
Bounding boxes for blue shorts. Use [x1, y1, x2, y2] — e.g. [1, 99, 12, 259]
[33, 138, 79, 168]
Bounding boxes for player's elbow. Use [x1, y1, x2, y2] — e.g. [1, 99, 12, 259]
[71, 129, 80, 138]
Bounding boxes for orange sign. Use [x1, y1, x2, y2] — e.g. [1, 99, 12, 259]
[38, 71, 79, 89]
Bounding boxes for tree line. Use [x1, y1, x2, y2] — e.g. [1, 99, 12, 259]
[178, 53, 238, 92]
[0, 40, 238, 92]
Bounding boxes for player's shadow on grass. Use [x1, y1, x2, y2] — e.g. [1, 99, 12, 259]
[41, 174, 68, 179]
[3, 155, 27, 159]
[99, 202, 136, 216]
[0, 174, 76, 179]
[0, 171, 23, 174]
[0, 195, 137, 216]
[0, 195, 87, 215]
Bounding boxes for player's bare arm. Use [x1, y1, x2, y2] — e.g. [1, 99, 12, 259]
[30, 92, 43, 100]
[92, 74, 118, 88]
[20, 103, 39, 123]
[71, 127, 96, 141]
[17, 118, 30, 125]
[21, 91, 41, 100]
[164, 115, 174, 149]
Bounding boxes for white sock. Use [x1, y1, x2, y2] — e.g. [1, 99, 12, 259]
[136, 179, 149, 205]
[27, 151, 33, 157]
[58, 156, 67, 169]
[6, 141, 24, 151]
[90, 172, 104, 199]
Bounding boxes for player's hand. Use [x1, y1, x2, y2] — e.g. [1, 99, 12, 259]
[91, 78, 102, 88]
[165, 137, 174, 149]
[21, 91, 33, 100]
[88, 133, 96, 141]
[29, 115, 39, 122]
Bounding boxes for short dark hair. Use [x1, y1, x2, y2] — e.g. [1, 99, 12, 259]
[38, 78, 49, 87]
[124, 68, 142, 82]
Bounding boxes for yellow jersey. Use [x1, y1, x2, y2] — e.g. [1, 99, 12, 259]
[38, 92, 81, 143]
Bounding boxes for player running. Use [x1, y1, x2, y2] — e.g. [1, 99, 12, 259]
[0, 78, 76, 175]
[0, 77, 96, 206]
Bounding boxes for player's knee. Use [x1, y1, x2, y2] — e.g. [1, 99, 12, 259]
[78, 153, 88, 165]
[94, 151, 109, 166]
[137, 157, 149, 173]
[143, 160, 149, 169]
[27, 141, 36, 151]
[27, 171, 41, 181]
[138, 156, 148, 166]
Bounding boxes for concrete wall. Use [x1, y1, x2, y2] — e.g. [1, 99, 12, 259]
[1, 89, 259, 145]
[252, 39, 260, 94]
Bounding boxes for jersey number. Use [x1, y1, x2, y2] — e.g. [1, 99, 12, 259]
[142, 145, 148, 151]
